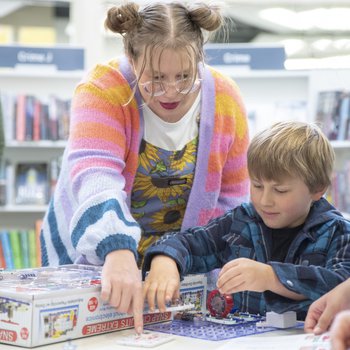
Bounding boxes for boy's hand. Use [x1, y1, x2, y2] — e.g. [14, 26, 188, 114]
[217, 258, 273, 294]
[101, 250, 143, 335]
[143, 255, 180, 312]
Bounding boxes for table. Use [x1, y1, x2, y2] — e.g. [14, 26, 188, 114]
[1, 326, 306, 350]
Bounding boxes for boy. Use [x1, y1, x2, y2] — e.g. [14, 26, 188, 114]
[142, 121, 350, 319]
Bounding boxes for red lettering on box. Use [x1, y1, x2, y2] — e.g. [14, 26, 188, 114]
[82, 320, 119, 335]
[82, 312, 172, 336]
[0, 329, 17, 342]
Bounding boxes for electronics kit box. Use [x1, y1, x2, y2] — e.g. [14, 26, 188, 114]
[0, 264, 207, 347]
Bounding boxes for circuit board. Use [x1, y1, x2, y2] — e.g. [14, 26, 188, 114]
[144, 314, 304, 341]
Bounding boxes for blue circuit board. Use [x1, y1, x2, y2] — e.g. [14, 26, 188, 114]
[144, 314, 303, 341]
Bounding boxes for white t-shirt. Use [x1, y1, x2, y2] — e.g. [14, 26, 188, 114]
[142, 94, 200, 151]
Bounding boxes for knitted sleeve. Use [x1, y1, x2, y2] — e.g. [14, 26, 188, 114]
[203, 68, 250, 223]
[65, 62, 141, 265]
[68, 66, 140, 263]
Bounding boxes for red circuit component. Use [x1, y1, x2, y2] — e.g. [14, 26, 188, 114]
[207, 289, 234, 318]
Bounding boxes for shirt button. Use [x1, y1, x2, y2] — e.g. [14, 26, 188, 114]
[286, 280, 294, 287]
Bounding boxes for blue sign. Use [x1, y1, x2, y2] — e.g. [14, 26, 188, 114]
[204, 44, 286, 70]
[0, 45, 85, 71]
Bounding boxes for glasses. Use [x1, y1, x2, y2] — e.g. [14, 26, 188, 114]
[140, 78, 202, 97]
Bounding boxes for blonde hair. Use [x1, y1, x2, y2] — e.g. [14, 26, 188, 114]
[248, 121, 335, 193]
[105, 2, 224, 87]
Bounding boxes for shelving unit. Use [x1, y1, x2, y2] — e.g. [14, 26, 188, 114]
[217, 67, 350, 218]
[0, 68, 83, 229]
[1, 63, 350, 227]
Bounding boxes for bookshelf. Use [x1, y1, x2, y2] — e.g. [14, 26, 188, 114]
[0, 67, 83, 230]
[215, 67, 350, 218]
[0, 45, 84, 269]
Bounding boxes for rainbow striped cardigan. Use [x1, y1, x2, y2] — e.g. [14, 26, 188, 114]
[40, 56, 250, 266]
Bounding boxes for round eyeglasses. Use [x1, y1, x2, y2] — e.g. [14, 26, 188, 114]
[140, 78, 202, 97]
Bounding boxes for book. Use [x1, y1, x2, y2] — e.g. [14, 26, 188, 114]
[0, 238, 5, 268]
[315, 90, 342, 140]
[0, 231, 14, 270]
[27, 229, 37, 268]
[15, 163, 49, 205]
[25, 95, 35, 141]
[33, 98, 41, 141]
[48, 95, 59, 140]
[20, 230, 30, 268]
[337, 93, 350, 141]
[56, 97, 71, 140]
[40, 102, 50, 140]
[16, 94, 26, 141]
[9, 229, 23, 269]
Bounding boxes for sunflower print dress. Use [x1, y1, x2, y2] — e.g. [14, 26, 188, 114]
[131, 137, 198, 265]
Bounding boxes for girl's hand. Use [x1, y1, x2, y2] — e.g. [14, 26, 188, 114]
[101, 250, 143, 334]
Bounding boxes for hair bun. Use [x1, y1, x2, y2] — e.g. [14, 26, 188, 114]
[105, 3, 141, 34]
[189, 3, 223, 31]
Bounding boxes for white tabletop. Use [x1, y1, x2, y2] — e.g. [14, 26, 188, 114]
[0, 327, 306, 350]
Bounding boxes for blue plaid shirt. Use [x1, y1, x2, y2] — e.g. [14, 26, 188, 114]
[143, 198, 350, 319]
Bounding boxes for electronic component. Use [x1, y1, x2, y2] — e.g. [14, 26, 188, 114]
[206, 289, 233, 318]
[256, 311, 297, 329]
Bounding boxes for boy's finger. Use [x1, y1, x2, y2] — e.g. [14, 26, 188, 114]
[165, 281, 180, 304]
[146, 282, 157, 312]
[156, 282, 168, 312]
[217, 268, 240, 289]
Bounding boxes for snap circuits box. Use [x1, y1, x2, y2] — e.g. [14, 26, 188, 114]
[0, 264, 207, 347]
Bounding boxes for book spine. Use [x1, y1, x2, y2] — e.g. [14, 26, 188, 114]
[0, 231, 14, 269]
[48, 95, 58, 140]
[40, 103, 49, 140]
[20, 229, 30, 268]
[9, 229, 23, 269]
[28, 229, 37, 267]
[25, 95, 35, 141]
[337, 94, 350, 141]
[16, 94, 26, 141]
[0, 237, 5, 268]
[33, 98, 41, 141]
